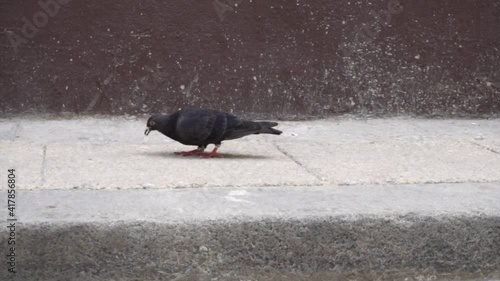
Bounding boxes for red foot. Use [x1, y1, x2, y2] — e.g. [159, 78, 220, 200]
[200, 152, 223, 158]
[174, 149, 204, 156]
[200, 146, 222, 158]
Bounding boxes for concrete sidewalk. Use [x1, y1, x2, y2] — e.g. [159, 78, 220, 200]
[1, 116, 500, 280]
[1, 117, 499, 189]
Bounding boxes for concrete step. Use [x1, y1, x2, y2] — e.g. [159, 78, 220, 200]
[2, 183, 499, 280]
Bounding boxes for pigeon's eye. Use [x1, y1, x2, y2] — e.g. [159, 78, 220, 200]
[149, 120, 156, 126]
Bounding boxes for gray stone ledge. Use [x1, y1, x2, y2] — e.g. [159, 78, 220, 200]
[1, 184, 499, 280]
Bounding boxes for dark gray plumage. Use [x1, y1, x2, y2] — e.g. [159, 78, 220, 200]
[144, 108, 282, 157]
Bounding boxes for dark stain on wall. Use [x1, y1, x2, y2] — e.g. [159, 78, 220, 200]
[1, 0, 499, 118]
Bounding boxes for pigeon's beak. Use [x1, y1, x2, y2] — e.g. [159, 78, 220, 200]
[144, 127, 151, 136]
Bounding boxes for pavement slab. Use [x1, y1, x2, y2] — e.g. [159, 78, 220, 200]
[1, 117, 499, 190]
[41, 140, 321, 190]
[474, 140, 500, 155]
[0, 141, 44, 189]
[276, 139, 500, 185]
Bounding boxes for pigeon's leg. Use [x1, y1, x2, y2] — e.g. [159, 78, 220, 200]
[174, 146, 205, 156]
[201, 144, 223, 158]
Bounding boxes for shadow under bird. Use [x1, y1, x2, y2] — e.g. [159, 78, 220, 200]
[144, 108, 282, 158]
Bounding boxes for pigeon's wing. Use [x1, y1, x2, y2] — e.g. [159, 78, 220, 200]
[224, 112, 243, 129]
[222, 114, 281, 140]
[175, 109, 218, 144]
[223, 120, 263, 140]
[221, 111, 267, 140]
[203, 112, 242, 143]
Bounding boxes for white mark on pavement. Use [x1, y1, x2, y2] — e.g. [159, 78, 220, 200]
[224, 196, 253, 203]
[228, 190, 249, 196]
[225, 190, 252, 203]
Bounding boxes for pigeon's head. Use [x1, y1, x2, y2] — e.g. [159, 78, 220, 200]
[144, 115, 160, 136]
[145, 114, 173, 136]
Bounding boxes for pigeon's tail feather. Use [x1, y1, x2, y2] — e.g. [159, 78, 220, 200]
[223, 120, 282, 140]
[257, 121, 278, 127]
[257, 121, 282, 135]
[265, 127, 283, 135]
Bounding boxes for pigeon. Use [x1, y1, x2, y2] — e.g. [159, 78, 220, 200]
[144, 108, 282, 158]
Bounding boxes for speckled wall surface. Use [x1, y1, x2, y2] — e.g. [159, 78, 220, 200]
[1, 0, 499, 118]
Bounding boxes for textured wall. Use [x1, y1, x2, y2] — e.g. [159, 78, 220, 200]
[1, 0, 499, 118]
